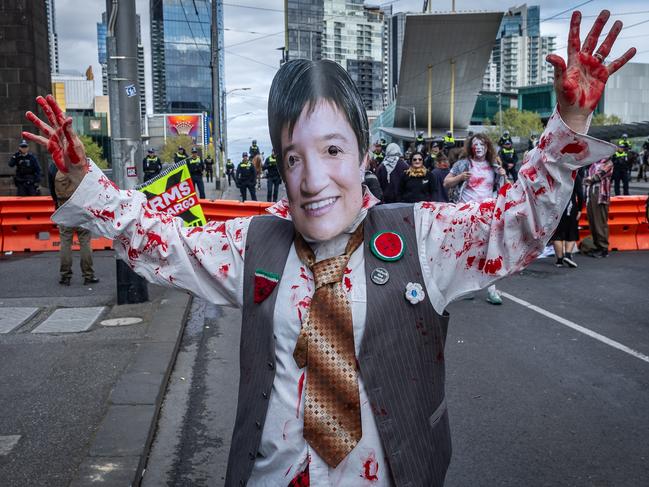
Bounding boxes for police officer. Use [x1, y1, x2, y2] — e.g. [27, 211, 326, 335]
[174, 146, 189, 164]
[443, 130, 455, 154]
[617, 133, 631, 152]
[143, 148, 163, 181]
[380, 137, 388, 154]
[263, 148, 282, 202]
[9, 139, 41, 196]
[499, 140, 519, 182]
[639, 137, 649, 182]
[225, 158, 235, 186]
[204, 154, 214, 183]
[611, 143, 631, 195]
[415, 131, 425, 153]
[372, 144, 385, 166]
[498, 130, 512, 148]
[425, 144, 441, 171]
[236, 152, 257, 201]
[248, 139, 260, 160]
[187, 147, 205, 198]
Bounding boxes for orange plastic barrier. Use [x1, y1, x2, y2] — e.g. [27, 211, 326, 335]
[578, 195, 648, 251]
[199, 199, 272, 222]
[0, 197, 113, 253]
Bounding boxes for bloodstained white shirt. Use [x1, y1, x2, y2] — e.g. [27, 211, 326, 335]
[460, 159, 495, 203]
[53, 110, 614, 486]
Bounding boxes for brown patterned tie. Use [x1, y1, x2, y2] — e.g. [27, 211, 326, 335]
[293, 224, 364, 468]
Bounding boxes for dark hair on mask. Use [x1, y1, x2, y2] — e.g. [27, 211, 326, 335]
[461, 133, 497, 164]
[268, 59, 369, 177]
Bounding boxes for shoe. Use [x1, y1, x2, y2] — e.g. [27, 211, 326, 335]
[593, 250, 609, 259]
[59, 277, 71, 286]
[555, 258, 565, 267]
[562, 255, 578, 268]
[84, 277, 100, 285]
[486, 290, 503, 305]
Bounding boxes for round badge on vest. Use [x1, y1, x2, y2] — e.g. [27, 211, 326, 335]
[370, 267, 389, 285]
[370, 231, 405, 262]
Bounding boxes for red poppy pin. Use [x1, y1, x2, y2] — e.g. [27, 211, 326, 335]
[370, 231, 405, 262]
[254, 269, 280, 304]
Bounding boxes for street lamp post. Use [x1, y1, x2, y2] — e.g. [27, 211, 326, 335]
[396, 105, 417, 140]
[222, 87, 251, 166]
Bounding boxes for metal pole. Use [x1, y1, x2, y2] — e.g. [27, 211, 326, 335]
[412, 106, 417, 139]
[284, 0, 289, 61]
[211, 0, 222, 191]
[106, 0, 148, 304]
[222, 89, 228, 174]
[450, 59, 456, 135]
[427, 64, 432, 138]
[498, 92, 503, 133]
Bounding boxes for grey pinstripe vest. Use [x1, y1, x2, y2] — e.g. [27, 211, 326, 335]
[225, 204, 452, 486]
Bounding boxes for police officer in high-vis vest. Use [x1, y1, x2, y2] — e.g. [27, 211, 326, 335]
[9, 139, 41, 196]
[174, 146, 188, 164]
[415, 131, 425, 153]
[236, 152, 256, 201]
[249, 139, 260, 160]
[617, 133, 631, 153]
[499, 140, 519, 182]
[187, 147, 205, 198]
[263, 148, 282, 202]
[225, 158, 235, 186]
[143, 148, 163, 181]
[442, 130, 455, 154]
[611, 143, 631, 195]
[204, 154, 214, 183]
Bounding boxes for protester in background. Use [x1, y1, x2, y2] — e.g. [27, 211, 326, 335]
[225, 158, 235, 186]
[204, 154, 214, 183]
[236, 152, 257, 201]
[444, 133, 507, 304]
[263, 149, 282, 202]
[48, 161, 99, 286]
[363, 157, 383, 201]
[398, 152, 433, 203]
[142, 148, 162, 181]
[611, 143, 630, 195]
[375, 142, 409, 203]
[425, 144, 441, 171]
[8, 139, 41, 196]
[499, 140, 519, 182]
[637, 137, 649, 182]
[430, 153, 450, 203]
[584, 158, 614, 258]
[550, 170, 584, 268]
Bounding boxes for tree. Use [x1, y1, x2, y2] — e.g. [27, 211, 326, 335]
[80, 135, 108, 169]
[484, 108, 544, 144]
[160, 135, 195, 164]
[591, 113, 622, 126]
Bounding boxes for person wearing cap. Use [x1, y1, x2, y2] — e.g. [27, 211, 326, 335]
[263, 148, 282, 202]
[442, 130, 455, 154]
[415, 131, 425, 153]
[249, 139, 260, 159]
[611, 142, 631, 195]
[225, 158, 235, 186]
[174, 146, 188, 164]
[8, 139, 41, 196]
[498, 139, 519, 182]
[204, 153, 214, 183]
[187, 147, 205, 198]
[617, 133, 631, 153]
[142, 148, 163, 181]
[236, 151, 257, 201]
[498, 130, 512, 149]
[639, 136, 649, 182]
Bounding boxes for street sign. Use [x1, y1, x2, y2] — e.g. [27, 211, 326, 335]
[125, 84, 137, 97]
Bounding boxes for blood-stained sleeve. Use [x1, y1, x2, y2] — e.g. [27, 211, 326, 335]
[414, 109, 615, 314]
[51, 161, 248, 307]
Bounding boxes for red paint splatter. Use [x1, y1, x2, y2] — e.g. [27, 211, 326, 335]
[127, 247, 140, 261]
[560, 140, 587, 155]
[533, 186, 547, 197]
[361, 452, 379, 481]
[270, 200, 290, 219]
[206, 222, 226, 235]
[494, 207, 502, 220]
[343, 276, 352, 293]
[420, 201, 436, 210]
[296, 371, 306, 418]
[466, 256, 476, 269]
[478, 200, 495, 215]
[482, 256, 503, 275]
[186, 226, 203, 236]
[217, 263, 230, 279]
[88, 208, 115, 222]
[234, 228, 243, 242]
[143, 231, 168, 253]
[519, 165, 538, 182]
[97, 175, 118, 190]
[546, 173, 555, 191]
[458, 203, 471, 212]
[477, 258, 486, 271]
[288, 465, 309, 487]
[284, 464, 293, 476]
[498, 183, 511, 197]
[468, 176, 485, 188]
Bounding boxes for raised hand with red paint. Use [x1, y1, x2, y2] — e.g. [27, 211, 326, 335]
[546, 10, 635, 133]
[22, 94, 89, 186]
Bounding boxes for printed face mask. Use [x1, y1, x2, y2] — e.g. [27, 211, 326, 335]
[472, 139, 486, 159]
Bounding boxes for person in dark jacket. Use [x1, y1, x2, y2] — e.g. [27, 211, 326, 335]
[375, 143, 409, 203]
[225, 158, 235, 186]
[430, 153, 450, 202]
[9, 139, 41, 195]
[498, 140, 519, 182]
[263, 149, 282, 202]
[363, 158, 383, 201]
[398, 152, 433, 203]
[611, 143, 630, 195]
[236, 152, 257, 201]
[174, 146, 189, 163]
[249, 139, 260, 160]
[204, 154, 214, 183]
[187, 147, 205, 198]
[143, 148, 163, 181]
[550, 170, 584, 268]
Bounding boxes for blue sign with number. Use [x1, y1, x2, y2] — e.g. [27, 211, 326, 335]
[125, 84, 137, 97]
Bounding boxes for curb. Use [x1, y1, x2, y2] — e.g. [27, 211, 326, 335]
[69, 289, 193, 487]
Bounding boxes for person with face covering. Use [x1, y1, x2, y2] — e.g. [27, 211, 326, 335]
[444, 134, 508, 305]
[398, 152, 433, 203]
[23, 13, 635, 485]
[375, 142, 409, 203]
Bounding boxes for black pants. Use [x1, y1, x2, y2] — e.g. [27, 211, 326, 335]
[227, 172, 234, 186]
[612, 167, 629, 195]
[192, 177, 206, 199]
[205, 168, 213, 182]
[267, 178, 280, 202]
[505, 165, 518, 182]
[16, 182, 39, 196]
[240, 184, 257, 202]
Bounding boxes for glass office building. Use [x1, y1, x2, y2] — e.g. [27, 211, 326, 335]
[151, 0, 213, 114]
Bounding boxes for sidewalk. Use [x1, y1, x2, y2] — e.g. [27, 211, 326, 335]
[0, 251, 192, 486]
[203, 175, 287, 202]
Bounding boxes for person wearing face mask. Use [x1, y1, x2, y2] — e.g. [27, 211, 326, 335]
[398, 152, 433, 203]
[444, 134, 507, 305]
[375, 142, 409, 203]
[23, 15, 636, 484]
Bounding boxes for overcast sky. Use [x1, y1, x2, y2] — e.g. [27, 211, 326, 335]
[56, 0, 649, 159]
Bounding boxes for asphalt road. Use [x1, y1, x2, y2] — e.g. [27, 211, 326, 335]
[143, 250, 648, 486]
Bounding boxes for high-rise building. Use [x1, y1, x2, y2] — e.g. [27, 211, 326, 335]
[97, 12, 146, 120]
[286, 0, 324, 61]
[321, 0, 387, 111]
[385, 10, 406, 103]
[482, 4, 555, 92]
[45, 0, 59, 74]
[150, 0, 212, 114]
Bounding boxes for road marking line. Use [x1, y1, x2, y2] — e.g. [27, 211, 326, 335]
[0, 435, 21, 456]
[500, 291, 649, 365]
